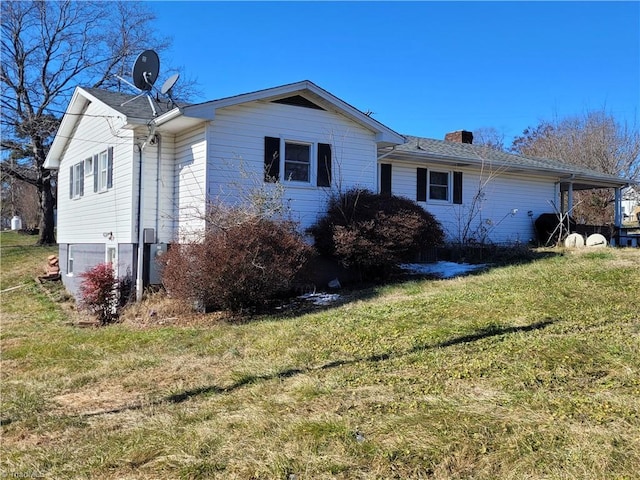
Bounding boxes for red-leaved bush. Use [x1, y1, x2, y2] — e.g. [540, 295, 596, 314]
[161, 217, 313, 312]
[78, 262, 118, 324]
[308, 188, 445, 280]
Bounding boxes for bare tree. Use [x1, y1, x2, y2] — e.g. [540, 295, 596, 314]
[473, 126, 506, 152]
[511, 110, 640, 224]
[0, 1, 180, 244]
[0, 174, 40, 229]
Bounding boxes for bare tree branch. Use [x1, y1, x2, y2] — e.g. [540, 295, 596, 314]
[1, 0, 188, 244]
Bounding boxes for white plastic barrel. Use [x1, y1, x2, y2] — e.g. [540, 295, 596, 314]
[10, 216, 22, 230]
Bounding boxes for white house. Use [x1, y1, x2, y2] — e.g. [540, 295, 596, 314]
[44, 80, 631, 298]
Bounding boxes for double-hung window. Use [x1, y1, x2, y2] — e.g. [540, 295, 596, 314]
[98, 150, 109, 191]
[429, 171, 449, 201]
[284, 142, 311, 183]
[84, 157, 93, 179]
[417, 169, 463, 204]
[264, 136, 332, 187]
[70, 162, 84, 199]
[95, 147, 113, 192]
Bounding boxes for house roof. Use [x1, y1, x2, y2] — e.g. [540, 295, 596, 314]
[174, 80, 405, 145]
[44, 86, 184, 169]
[82, 88, 175, 119]
[43, 82, 632, 191]
[380, 135, 631, 190]
[44, 81, 405, 169]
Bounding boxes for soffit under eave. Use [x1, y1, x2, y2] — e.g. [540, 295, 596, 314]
[380, 151, 629, 186]
[44, 89, 92, 169]
[183, 83, 404, 146]
[559, 178, 630, 191]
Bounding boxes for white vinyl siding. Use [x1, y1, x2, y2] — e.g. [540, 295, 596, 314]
[174, 125, 207, 241]
[391, 162, 557, 244]
[56, 100, 135, 244]
[206, 101, 378, 231]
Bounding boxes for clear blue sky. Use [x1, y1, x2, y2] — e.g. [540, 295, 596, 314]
[150, 1, 639, 145]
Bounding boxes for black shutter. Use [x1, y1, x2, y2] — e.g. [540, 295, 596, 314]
[69, 166, 74, 199]
[107, 147, 113, 189]
[416, 168, 427, 202]
[93, 155, 98, 192]
[79, 162, 84, 197]
[453, 171, 463, 204]
[317, 143, 332, 187]
[380, 163, 392, 195]
[264, 136, 280, 182]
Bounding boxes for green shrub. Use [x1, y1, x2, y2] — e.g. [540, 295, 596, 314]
[161, 217, 313, 312]
[308, 188, 445, 280]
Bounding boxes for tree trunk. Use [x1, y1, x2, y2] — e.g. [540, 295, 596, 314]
[33, 137, 56, 245]
[37, 176, 56, 245]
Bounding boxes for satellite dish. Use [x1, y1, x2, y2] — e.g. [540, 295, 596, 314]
[161, 73, 180, 95]
[132, 50, 160, 91]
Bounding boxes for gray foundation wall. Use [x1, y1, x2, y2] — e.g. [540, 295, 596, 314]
[59, 243, 136, 299]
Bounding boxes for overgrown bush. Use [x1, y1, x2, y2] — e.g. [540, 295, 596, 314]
[308, 188, 445, 280]
[161, 216, 313, 312]
[78, 262, 118, 325]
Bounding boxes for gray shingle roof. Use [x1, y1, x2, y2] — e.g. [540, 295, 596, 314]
[387, 135, 627, 185]
[83, 88, 176, 120]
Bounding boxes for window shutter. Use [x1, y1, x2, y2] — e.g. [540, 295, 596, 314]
[79, 162, 84, 197]
[107, 147, 113, 188]
[264, 136, 280, 182]
[317, 143, 332, 187]
[416, 168, 427, 202]
[69, 166, 74, 199]
[453, 171, 463, 204]
[380, 163, 392, 195]
[93, 155, 98, 192]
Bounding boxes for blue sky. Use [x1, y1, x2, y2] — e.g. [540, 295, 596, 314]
[151, 1, 639, 146]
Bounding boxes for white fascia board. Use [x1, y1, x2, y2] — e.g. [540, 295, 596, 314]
[180, 80, 405, 146]
[44, 87, 91, 169]
[388, 150, 629, 188]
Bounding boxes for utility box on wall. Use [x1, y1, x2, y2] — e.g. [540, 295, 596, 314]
[143, 228, 156, 244]
[147, 243, 167, 285]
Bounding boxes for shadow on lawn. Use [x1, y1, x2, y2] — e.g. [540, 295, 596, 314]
[79, 318, 556, 417]
[266, 247, 563, 321]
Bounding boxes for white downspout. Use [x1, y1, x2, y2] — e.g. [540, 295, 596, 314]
[135, 142, 145, 302]
[135, 126, 157, 302]
[567, 181, 574, 218]
[614, 187, 622, 228]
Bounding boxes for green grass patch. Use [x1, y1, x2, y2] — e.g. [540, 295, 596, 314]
[1, 243, 639, 479]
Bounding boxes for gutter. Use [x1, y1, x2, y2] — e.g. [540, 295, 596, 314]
[386, 150, 629, 186]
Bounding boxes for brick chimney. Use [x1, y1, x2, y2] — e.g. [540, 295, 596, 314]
[445, 130, 473, 144]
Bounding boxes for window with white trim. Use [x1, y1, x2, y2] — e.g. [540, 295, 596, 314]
[264, 137, 332, 187]
[67, 245, 74, 275]
[416, 169, 463, 204]
[98, 150, 109, 191]
[70, 162, 84, 199]
[284, 141, 311, 183]
[106, 246, 118, 277]
[84, 157, 93, 178]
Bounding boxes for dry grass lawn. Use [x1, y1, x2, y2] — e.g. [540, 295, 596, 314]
[1, 231, 639, 479]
